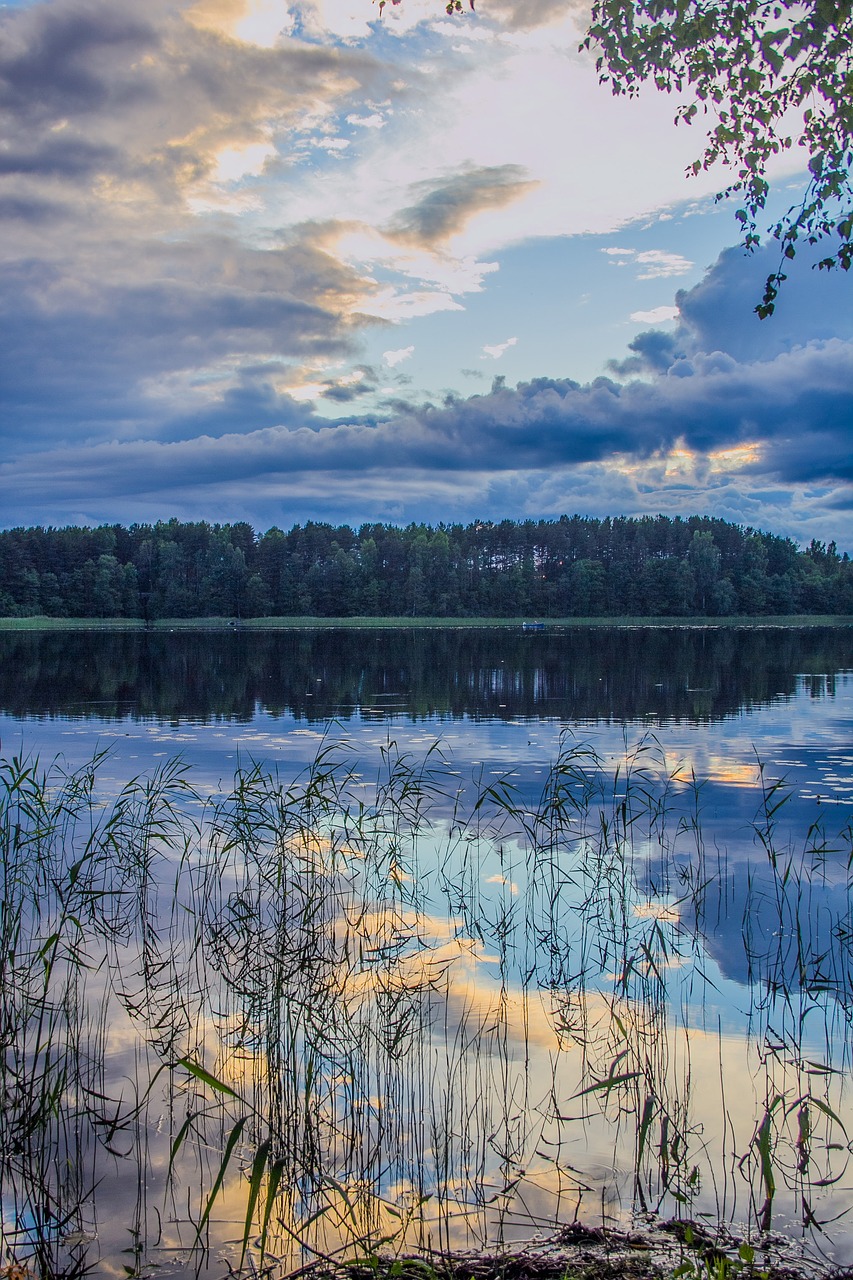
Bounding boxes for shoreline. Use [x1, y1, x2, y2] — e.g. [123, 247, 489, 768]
[300, 1218, 837, 1280]
[0, 615, 851, 632]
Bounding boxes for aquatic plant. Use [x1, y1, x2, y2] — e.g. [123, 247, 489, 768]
[0, 736, 851, 1277]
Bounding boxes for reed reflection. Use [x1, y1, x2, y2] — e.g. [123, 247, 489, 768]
[2, 735, 853, 1280]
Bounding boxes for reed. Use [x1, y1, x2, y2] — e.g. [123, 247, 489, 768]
[1, 736, 851, 1278]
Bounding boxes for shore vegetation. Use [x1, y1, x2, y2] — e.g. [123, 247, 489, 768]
[1, 517, 851, 622]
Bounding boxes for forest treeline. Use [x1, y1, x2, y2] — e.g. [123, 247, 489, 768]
[0, 515, 850, 619]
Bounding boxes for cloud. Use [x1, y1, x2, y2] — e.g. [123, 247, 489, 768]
[635, 250, 694, 279]
[383, 345, 415, 367]
[607, 327, 682, 377]
[0, 0, 849, 546]
[185, 0, 295, 46]
[675, 243, 853, 361]
[346, 112, 386, 129]
[389, 165, 537, 248]
[5, 331, 851, 491]
[0, 229, 380, 445]
[0, 0, 396, 446]
[4, 240, 852, 545]
[0, 0, 380, 184]
[613, 239, 853, 378]
[0, 136, 118, 180]
[602, 247, 694, 279]
[481, 336, 517, 359]
[473, 0, 584, 30]
[320, 375, 377, 402]
[313, 136, 351, 153]
[629, 306, 679, 324]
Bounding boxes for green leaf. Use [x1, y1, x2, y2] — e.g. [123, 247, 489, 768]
[177, 1055, 240, 1099]
[573, 1069, 642, 1098]
[194, 1115, 248, 1243]
[260, 1158, 286, 1260]
[167, 1110, 198, 1181]
[240, 1139, 271, 1268]
[807, 1095, 848, 1137]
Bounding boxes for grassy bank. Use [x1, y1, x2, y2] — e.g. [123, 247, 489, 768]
[0, 613, 851, 631]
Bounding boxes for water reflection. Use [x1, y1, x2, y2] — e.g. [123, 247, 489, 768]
[2, 627, 853, 1277]
[1, 625, 851, 724]
[2, 734, 853, 1279]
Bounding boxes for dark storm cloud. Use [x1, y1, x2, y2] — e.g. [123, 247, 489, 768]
[3, 332, 852, 508]
[677, 243, 853, 359]
[389, 165, 535, 247]
[2, 237, 853, 523]
[607, 328, 681, 377]
[599, 240, 853, 499]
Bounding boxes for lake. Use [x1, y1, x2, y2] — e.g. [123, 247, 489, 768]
[1, 625, 853, 1278]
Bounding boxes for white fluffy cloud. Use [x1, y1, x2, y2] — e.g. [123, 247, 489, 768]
[603, 248, 694, 279]
[482, 337, 517, 359]
[383, 345, 415, 366]
[630, 306, 680, 324]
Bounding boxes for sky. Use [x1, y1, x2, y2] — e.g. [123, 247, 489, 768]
[1, 0, 852, 546]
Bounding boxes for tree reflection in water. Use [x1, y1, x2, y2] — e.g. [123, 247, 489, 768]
[0, 625, 851, 725]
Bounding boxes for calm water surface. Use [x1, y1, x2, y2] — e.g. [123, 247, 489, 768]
[2, 626, 853, 1277]
[3, 625, 852, 815]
